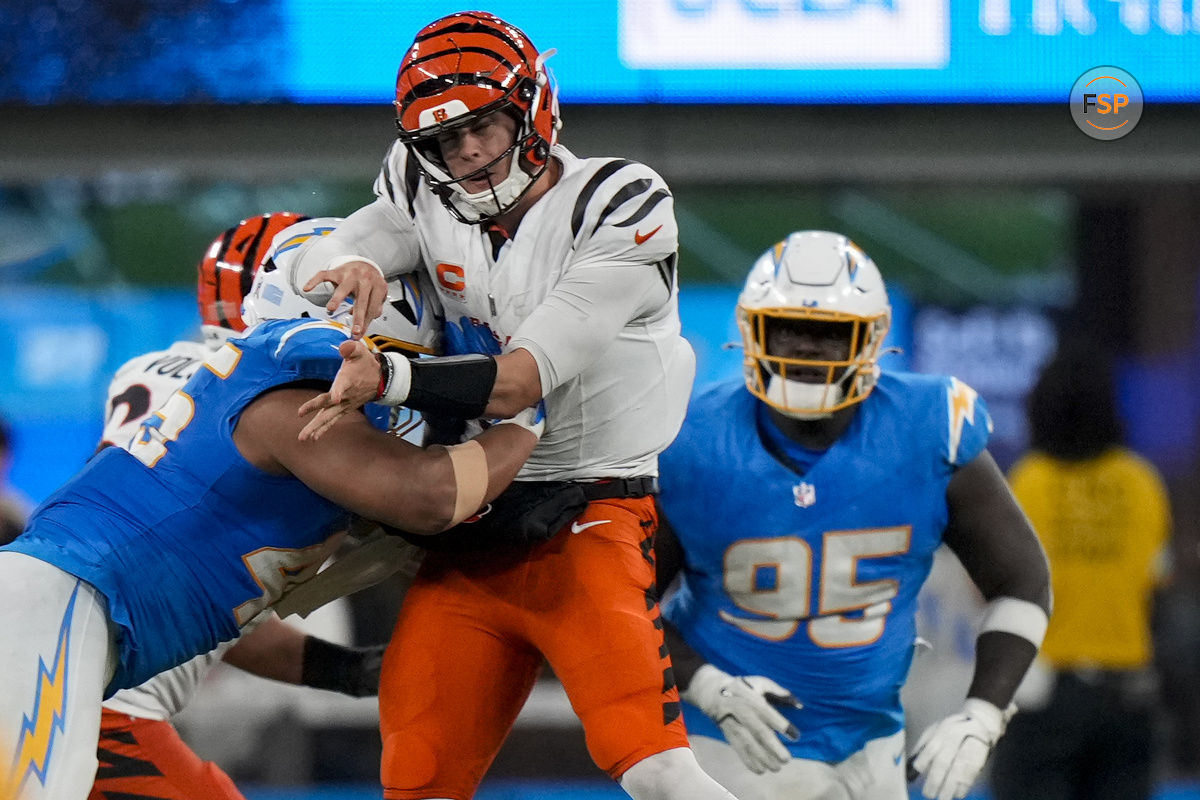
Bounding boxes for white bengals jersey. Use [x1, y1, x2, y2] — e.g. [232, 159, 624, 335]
[292, 143, 695, 480]
[100, 336, 234, 720]
[100, 339, 211, 448]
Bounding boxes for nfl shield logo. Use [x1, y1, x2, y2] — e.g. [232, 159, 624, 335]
[793, 482, 816, 508]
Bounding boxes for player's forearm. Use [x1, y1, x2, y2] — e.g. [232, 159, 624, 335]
[486, 350, 543, 417]
[396, 420, 539, 535]
[222, 615, 306, 684]
[472, 420, 541, 507]
[964, 591, 1050, 709]
[966, 630, 1039, 708]
[663, 620, 706, 691]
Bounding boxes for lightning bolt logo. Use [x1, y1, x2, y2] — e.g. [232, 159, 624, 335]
[946, 377, 978, 466]
[4, 582, 80, 797]
[771, 239, 787, 270]
[273, 225, 336, 256]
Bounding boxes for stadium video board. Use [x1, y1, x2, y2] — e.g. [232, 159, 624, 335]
[1, 0, 1196, 104]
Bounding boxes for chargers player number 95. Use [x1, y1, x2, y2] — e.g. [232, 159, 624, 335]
[719, 527, 911, 648]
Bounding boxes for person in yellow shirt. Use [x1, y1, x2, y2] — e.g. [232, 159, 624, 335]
[991, 347, 1171, 800]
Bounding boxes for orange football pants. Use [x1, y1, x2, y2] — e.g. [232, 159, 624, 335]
[379, 495, 688, 800]
[90, 709, 245, 800]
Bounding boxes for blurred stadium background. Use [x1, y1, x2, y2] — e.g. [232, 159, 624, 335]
[2, 1, 1199, 797]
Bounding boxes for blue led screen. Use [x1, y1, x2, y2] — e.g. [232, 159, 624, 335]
[1, 0, 1197, 104]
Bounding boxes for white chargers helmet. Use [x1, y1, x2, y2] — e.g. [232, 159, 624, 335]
[242, 217, 442, 358]
[737, 231, 891, 419]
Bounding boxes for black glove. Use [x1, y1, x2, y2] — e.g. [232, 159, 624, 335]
[300, 637, 385, 697]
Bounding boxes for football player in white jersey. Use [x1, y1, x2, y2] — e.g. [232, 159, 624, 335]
[275, 11, 736, 800]
[91, 213, 400, 800]
[654, 232, 1052, 800]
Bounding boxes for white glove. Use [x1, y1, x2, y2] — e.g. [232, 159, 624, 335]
[910, 698, 1016, 800]
[681, 664, 802, 774]
[493, 400, 546, 440]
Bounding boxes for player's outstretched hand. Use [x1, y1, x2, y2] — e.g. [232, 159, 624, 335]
[910, 698, 1016, 800]
[298, 340, 383, 442]
[682, 664, 802, 775]
[302, 259, 387, 339]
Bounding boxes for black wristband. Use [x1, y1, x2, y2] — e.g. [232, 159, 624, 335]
[300, 636, 384, 697]
[405, 354, 498, 419]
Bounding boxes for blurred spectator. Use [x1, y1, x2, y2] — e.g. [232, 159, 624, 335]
[991, 347, 1171, 800]
[0, 415, 30, 545]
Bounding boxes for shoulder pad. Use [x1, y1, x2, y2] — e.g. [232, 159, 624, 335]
[944, 376, 992, 467]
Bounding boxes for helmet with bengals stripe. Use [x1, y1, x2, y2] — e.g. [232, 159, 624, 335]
[197, 212, 310, 348]
[737, 231, 891, 419]
[394, 11, 560, 223]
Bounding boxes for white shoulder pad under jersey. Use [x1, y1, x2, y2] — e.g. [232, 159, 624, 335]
[100, 339, 211, 448]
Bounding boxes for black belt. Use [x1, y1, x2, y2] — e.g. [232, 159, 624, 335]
[578, 476, 659, 501]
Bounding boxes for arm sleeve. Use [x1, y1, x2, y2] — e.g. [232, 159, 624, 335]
[943, 450, 1052, 707]
[507, 259, 672, 396]
[507, 158, 679, 396]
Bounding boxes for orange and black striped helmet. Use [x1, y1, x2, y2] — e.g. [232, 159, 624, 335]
[196, 212, 309, 345]
[394, 11, 560, 222]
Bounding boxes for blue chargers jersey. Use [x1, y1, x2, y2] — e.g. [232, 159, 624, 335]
[3, 318, 387, 695]
[659, 371, 991, 762]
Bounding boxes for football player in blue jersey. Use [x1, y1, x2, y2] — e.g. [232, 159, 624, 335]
[0, 217, 544, 800]
[91, 212, 400, 800]
[655, 231, 1052, 800]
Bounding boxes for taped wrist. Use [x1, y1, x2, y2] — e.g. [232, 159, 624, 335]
[378, 352, 413, 406]
[494, 400, 546, 440]
[445, 440, 489, 526]
[980, 596, 1049, 648]
[300, 636, 379, 697]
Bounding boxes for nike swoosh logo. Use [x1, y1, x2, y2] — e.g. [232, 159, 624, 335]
[634, 225, 663, 245]
[570, 519, 611, 534]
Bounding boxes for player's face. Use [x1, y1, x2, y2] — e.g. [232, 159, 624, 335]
[435, 110, 519, 191]
[764, 318, 854, 382]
